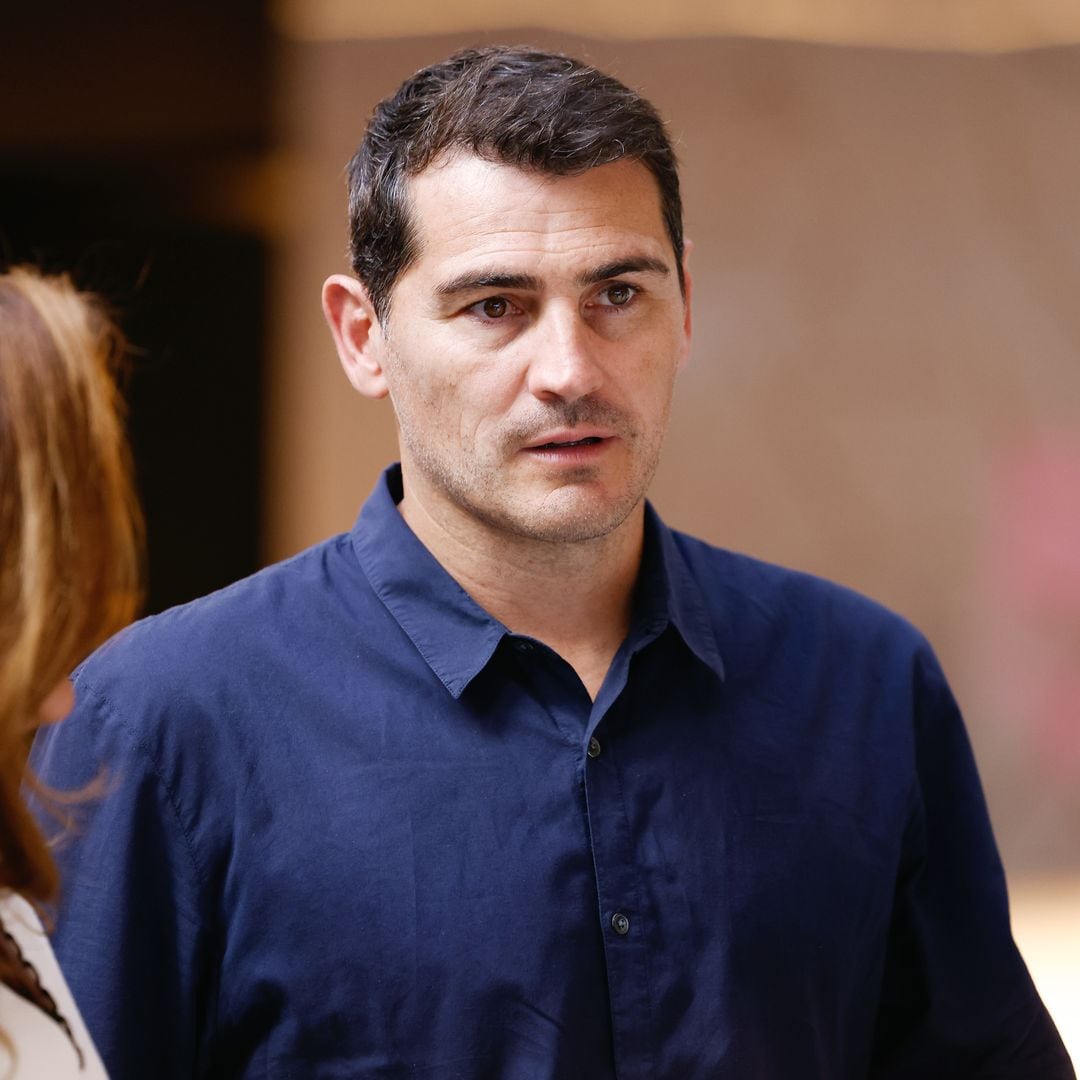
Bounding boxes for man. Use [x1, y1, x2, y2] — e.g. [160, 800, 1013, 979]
[34, 46, 1073, 1078]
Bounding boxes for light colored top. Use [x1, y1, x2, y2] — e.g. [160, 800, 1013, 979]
[0, 892, 107, 1078]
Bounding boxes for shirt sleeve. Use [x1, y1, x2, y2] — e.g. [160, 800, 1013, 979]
[29, 667, 215, 1080]
[869, 645, 1075, 1078]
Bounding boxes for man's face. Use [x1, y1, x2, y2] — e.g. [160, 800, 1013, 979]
[374, 153, 691, 545]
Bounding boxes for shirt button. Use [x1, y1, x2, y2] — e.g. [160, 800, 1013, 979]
[611, 912, 630, 936]
[515, 640, 534, 652]
[587, 736, 601, 759]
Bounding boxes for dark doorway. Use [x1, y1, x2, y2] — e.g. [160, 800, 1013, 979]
[1, 4, 270, 615]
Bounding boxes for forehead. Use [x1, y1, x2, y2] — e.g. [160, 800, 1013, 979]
[400, 155, 672, 282]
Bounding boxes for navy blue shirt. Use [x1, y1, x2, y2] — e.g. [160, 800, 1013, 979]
[33, 466, 1072, 1078]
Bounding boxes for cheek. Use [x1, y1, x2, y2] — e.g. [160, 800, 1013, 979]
[387, 328, 537, 444]
[457, 387, 512, 449]
[446, 366, 524, 445]
[627, 348, 680, 408]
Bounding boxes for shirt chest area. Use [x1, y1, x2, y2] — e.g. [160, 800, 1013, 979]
[204, 644, 907, 1077]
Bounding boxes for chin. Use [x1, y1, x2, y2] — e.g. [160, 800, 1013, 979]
[479, 490, 644, 545]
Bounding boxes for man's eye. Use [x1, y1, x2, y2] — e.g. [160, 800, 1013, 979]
[601, 284, 635, 307]
[477, 297, 508, 319]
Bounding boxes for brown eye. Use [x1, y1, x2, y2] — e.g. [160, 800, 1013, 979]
[481, 297, 508, 318]
[606, 284, 632, 306]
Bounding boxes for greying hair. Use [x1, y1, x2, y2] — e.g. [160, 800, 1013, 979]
[347, 46, 684, 322]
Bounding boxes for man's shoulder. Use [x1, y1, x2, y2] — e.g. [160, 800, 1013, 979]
[667, 527, 928, 657]
[32, 530, 381, 853]
[75, 530, 361, 707]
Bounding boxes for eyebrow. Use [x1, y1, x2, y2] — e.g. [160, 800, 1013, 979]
[435, 271, 541, 298]
[576, 257, 671, 286]
[433, 256, 671, 299]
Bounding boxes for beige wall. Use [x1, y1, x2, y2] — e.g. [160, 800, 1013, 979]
[265, 33, 1080, 873]
[273, 0, 1080, 52]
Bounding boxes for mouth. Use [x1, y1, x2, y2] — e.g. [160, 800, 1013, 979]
[519, 431, 615, 466]
[533, 436, 605, 450]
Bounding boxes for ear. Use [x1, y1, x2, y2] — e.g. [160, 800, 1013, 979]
[678, 239, 694, 368]
[322, 274, 390, 400]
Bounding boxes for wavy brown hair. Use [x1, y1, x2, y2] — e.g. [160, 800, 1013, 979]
[0, 266, 143, 912]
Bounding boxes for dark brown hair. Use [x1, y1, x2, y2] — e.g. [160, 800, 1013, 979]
[347, 46, 684, 322]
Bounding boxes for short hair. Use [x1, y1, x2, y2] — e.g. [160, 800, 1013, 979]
[0, 267, 142, 910]
[347, 46, 684, 323]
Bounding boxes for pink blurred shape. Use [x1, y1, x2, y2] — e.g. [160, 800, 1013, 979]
[986, 434, 1080, 774]
[992, 436, 1080, 609]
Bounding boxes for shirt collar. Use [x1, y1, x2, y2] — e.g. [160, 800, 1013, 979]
[351, 465, 506, 699]
[635, 501, 726, 679]
[351, 464, 725, 698]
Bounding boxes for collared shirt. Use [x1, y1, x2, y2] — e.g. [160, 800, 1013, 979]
[32, 465, 1073, 1079]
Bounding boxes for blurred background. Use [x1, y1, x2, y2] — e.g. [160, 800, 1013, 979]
[2, 0, 1077, 1056]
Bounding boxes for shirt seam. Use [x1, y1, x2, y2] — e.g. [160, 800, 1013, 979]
[77, 675, 211, 925]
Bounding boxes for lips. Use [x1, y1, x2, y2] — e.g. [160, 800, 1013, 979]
[523, 428, 614, 451]
[535, 436, 604, 449]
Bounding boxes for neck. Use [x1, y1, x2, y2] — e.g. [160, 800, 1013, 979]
[398, 480, 644, 700]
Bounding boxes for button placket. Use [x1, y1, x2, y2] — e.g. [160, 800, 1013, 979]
[582, 700, 656, 1076]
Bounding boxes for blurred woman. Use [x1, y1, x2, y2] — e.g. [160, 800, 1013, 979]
[0, 267, 142, 1076]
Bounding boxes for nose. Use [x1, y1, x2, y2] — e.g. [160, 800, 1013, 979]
[524, 304, 604, 403]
